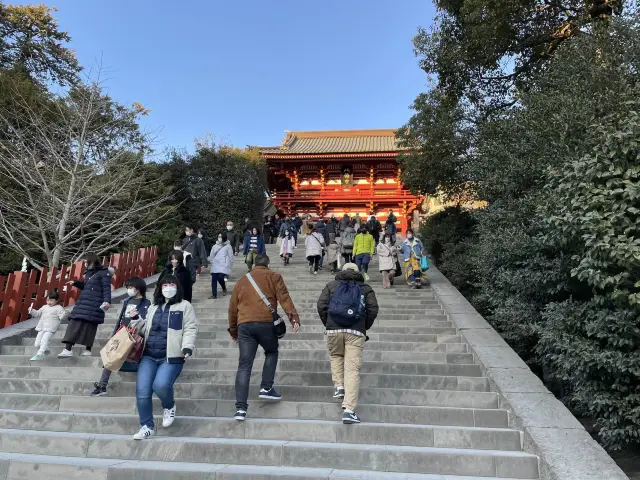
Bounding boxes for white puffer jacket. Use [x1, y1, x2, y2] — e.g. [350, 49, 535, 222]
[32, 304, 65, 333]
[209, 242, 234, 276]
[305, 232, 325, 258]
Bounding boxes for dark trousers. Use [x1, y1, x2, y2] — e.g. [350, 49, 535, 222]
[211, 272, 226, 297]
[235, 322, 279, 410]
[343, 252, 353, 263]
[307, 255, 321, 272]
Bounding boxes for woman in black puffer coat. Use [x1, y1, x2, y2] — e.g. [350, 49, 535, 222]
[159, 250, 193, 303]
[59, 252, 112, 358]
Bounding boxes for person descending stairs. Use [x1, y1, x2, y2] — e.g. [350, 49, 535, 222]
[0, 243, 539, 478]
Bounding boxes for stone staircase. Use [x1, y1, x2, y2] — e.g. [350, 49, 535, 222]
[0, 244, 539, 479]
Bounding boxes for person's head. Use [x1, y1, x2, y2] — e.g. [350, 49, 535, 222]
[284, 228, 290, 236]
[382, 233, 393, 245]
[254, 254, 270, 269]
[47, 290, 59, 307]
[217, 232, 228, 243]
[406, 228, 415, 240]
[310, 226, 317, 234]
[369, 215, 376, 221]
[173, 239, 183, 250]
[252, 227, 261, 236]
[226, 221, 234, 231]
[125, 276, 147, 299]
[342, 263, 359, 273]
[331, 213, 336, 219]
[359, 225, 368, 235]
[197, 229, 205, 239]
[168, 250, 184, 269]
[83, 252, 101, 270]
[153, 274, 184, 305]
[184, 225, 196, 237]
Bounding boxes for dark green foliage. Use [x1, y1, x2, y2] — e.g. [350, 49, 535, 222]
[165, 145, 268, 240]
[419, 207, 477, 297]
[538, 107, 640, 450]
[404, 3, 640, 450]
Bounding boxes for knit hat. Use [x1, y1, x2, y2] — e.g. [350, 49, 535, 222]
[342, 263, 359, 273]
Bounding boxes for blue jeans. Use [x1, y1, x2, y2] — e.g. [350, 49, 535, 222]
[236, 322, 279, 410]
[355, 253, 371, 274]
[136, 355, 183, 429]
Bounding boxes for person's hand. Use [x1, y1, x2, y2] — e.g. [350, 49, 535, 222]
[184, 353, 191, 359]
[233, 338, 239, 344]
[101, 302, 111, 312]
[291, 321, 300, 333]
[66, 280, 74, 286]
[129, 307, 138, 318]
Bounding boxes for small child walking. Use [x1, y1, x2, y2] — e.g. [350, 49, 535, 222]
[90, 277, 150, 397]
[30, 291, 65, 361]
[327, 238, 341, 273]
[279, 229, 296, 265]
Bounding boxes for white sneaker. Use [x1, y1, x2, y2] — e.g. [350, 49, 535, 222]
[133, 425, 155, 440]
[162, 405, 176, 427]
[80, 350, 92, 357]
[57, 349, 73, 358]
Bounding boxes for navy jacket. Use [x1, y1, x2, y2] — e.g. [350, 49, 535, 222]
[144, 306, 169, 359]
[69, 267, 112, 325]
[243, 234, 266, 255]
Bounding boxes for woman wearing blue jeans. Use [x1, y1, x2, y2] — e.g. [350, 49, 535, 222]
[130, 274, 198, 440]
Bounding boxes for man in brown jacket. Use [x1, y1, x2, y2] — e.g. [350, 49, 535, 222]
[228, 254, 300, 421]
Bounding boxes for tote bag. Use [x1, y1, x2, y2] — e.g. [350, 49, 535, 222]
[100, 327, 135, 371]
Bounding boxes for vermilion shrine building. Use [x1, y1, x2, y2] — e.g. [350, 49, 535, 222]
[259, 129, 424, 234]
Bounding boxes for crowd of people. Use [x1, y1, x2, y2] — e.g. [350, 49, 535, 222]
[26, 212, 428, 440]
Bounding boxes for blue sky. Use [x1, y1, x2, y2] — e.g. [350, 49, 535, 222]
[35, 0, 434, 152]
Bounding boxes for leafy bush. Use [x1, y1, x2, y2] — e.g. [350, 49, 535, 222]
[420, 206, 477, 297]
[538, 107, 640, 450]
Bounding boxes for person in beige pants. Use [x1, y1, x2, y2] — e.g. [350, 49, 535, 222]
[317, 263, 379, 424]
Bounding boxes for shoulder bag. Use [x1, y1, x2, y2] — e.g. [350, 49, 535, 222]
[246, 273, 287, 339]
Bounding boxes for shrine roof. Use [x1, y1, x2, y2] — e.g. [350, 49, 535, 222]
[258, 129, 404, 156]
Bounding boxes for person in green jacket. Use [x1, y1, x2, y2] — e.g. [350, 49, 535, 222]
[352, 225, 375, 282]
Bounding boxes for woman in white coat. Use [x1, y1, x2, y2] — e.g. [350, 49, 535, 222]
[279, 227, 296, 265]
[209, 232, 234, 299]
[305, 226, 325, 275]
[376, 232, 398, 288]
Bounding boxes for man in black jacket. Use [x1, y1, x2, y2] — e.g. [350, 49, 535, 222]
[316, 263, 379, 424]
[182, 225, 208, 281]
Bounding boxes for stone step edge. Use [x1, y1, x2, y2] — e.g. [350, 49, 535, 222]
[0, 426, 538, 458]
[0, 408, 520, 438]
[0, 452, 532, 480]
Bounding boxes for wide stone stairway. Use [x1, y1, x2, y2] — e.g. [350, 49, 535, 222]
[0, 243, 539, 479]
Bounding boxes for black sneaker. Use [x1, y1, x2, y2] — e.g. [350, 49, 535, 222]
[209, 295, 217, 299]
[333, 387, 345, 399]
[90, 382, 107, 397]
[342, 411, 361, 424]
[258, 387, 282, 401]
[222, 290, 228, 296]
[234, 410, 247, 421]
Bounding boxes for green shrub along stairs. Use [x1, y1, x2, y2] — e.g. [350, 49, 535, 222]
[0, 243, 539, 479]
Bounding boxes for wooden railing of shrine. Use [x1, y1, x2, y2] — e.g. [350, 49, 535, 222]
[0, 247, 158, 328]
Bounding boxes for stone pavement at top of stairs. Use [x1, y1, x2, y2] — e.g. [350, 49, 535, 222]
[0, 243, 540, 479]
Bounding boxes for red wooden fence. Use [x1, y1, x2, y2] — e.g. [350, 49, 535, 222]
[0, 247, 158, 329]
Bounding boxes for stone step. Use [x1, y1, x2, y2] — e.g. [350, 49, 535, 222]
[0, 397, 508, 426]
[0, 348, 475, 365]
[0, 370, 490, 393]
[0, 356, 480, 376]
[0, 452, 535, 480]
[0, 384, 500, 410]
[0, 429, 539, 477]
[0, 410, 521, 450]
[55, 322, 456, 335]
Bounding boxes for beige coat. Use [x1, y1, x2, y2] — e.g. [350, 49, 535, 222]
[376, 243, 397, 272]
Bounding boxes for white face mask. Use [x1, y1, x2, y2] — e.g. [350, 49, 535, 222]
[218, 237, 223, 243]
[198, 234, 203, 239]
[127, 288, 137, 297]
[227, 225, 233, 231]
[385, 240, 391, 245]
[407, 235, 413, 240]
[162, 285, 177, 299]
